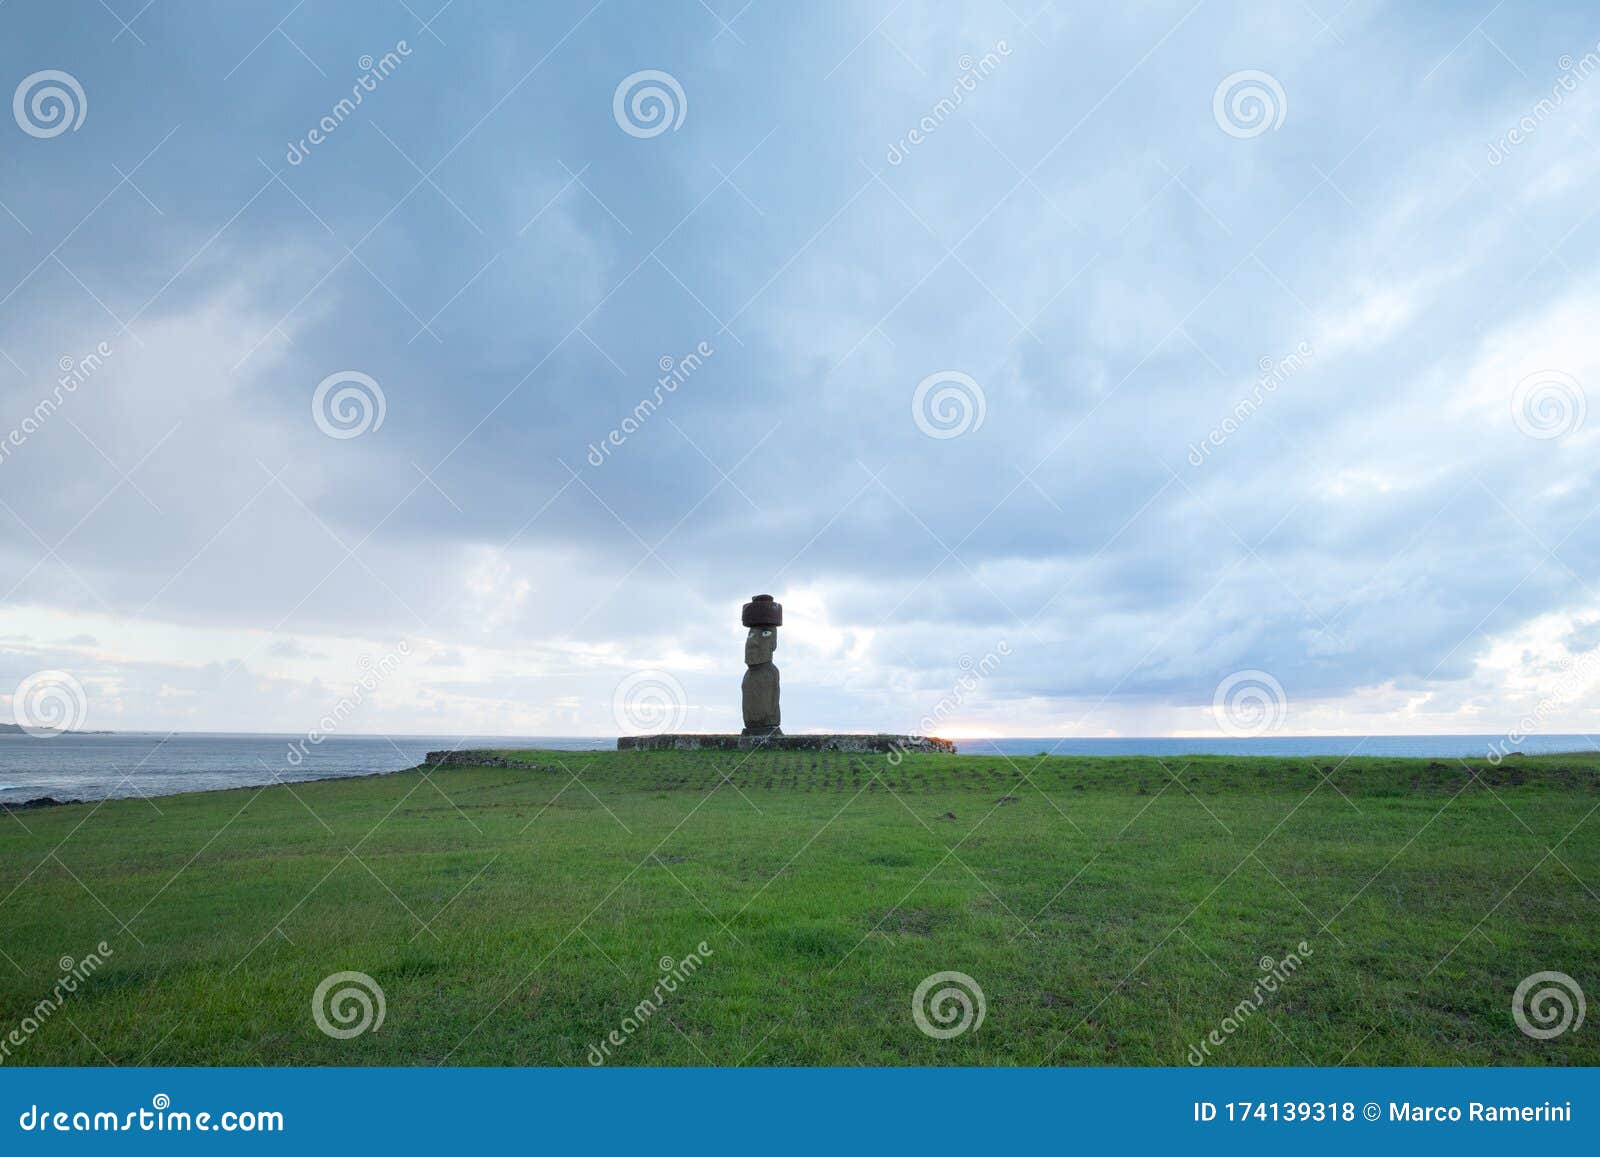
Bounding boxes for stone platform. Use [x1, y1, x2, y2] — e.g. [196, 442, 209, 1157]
[617, 733, 956, 754]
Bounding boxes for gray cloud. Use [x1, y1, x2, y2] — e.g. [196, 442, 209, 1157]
[4, 3, 1600, 736]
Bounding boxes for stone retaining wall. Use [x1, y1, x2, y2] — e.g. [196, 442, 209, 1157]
[616, 733, 956, 754]
[422, 751, 521, 768]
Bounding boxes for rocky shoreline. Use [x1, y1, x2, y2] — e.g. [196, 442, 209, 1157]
[0, 795, 84, 812]
[422, 750, 521, 768]
[421, 751, 568, 770]
[0, 765, 422, 812]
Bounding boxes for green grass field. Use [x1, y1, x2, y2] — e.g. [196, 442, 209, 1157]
[0, 748, 1596, 1066]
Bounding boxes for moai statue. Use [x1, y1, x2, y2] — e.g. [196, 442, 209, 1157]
[741, 594, 782, 735]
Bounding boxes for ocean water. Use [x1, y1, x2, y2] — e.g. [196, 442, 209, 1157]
[959, 734, 1600, 759]
[0, 732, 1595, 804]
[0, 733, 609, 804]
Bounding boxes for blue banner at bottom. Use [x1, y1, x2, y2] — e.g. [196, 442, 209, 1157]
[2, 1067, 1594, 1153]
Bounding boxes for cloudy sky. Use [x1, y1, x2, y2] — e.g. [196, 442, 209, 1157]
[2, 1, 1599, 739]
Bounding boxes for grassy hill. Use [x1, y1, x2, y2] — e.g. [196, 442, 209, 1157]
[1, 748, 1596, 1065]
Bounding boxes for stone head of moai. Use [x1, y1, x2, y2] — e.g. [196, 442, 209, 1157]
[744, 628, 777, 665]
[740, 594, 782, 735]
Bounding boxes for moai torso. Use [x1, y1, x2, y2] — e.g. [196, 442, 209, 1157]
[741, 595, 782, 735]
